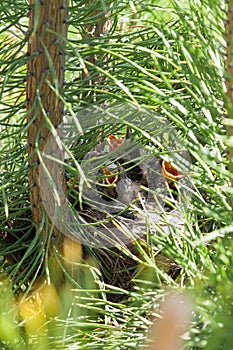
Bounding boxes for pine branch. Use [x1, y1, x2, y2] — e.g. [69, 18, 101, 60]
[226, 1, 233, 198]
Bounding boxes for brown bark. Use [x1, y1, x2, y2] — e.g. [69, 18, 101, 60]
[27, 0, 69, 232]
[82, 2, 111, 101]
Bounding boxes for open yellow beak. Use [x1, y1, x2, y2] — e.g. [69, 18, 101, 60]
[162, 160, 184, 181]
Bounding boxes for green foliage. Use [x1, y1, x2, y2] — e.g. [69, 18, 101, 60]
[0, 0, 232, 349]
[184, 237, 233, 350]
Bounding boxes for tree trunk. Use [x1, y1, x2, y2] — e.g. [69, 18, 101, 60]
[27, 0, 69, 234]
[82, 2, 111, 102]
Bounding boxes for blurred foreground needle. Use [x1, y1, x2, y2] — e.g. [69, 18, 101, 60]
[147, 293, 192, 350]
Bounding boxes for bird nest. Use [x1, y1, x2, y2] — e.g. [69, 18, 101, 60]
[66, 134, 189, 301]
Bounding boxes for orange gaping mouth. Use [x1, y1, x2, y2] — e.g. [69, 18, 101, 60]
[103, 167, 119, 186]
[107, 134, 125, 151]
[161, 160, 184, 181]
